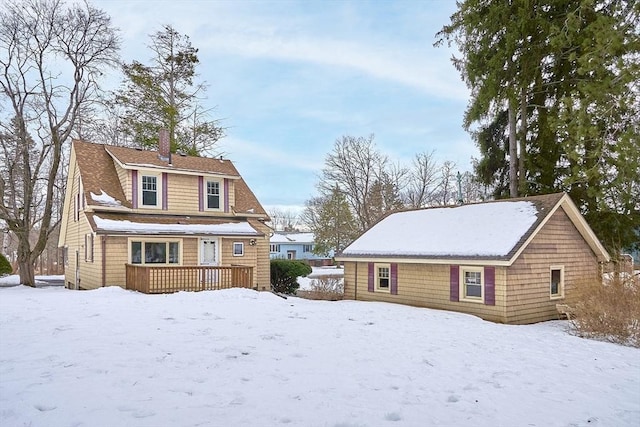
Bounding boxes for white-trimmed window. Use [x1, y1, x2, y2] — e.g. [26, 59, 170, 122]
[206, 180, 221, 210]
[84, 234, 94, 262]
[303, 244, 313, 253]
[376, 264, 390, 292]
[141, 175, 158, 207]
[460, 266, 483, 302]
[270, 244, 280, 253]
[233, 242, 244, 256]
[130, 239, 180, 265]
[550, 266, 564, 299]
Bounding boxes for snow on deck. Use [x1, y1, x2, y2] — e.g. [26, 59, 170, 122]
[342, 201, 539, 257]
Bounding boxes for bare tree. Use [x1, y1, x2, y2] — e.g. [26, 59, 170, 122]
[267, 207, 301, 232]
[404, 151, 440, 208]
[320, 134, 404, 230]
[434, 161, 458, 206]
[0, 0, 120, 286]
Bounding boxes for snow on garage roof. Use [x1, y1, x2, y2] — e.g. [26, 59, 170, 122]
[341, 200, 539, 258]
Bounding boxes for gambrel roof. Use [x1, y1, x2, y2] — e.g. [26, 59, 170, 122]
[337, 193, 609, 266]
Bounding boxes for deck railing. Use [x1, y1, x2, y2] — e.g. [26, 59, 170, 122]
[125, 264, 254, 294]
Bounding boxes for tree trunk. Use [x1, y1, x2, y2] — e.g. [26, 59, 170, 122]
[518, 87, 527, 194]
[17, 236, 35, 287]
[508, 100, 518, 198]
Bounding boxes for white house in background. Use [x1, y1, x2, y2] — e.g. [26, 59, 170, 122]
[270, 232, 334, 266]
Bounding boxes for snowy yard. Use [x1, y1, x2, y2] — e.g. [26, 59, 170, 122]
[1, 286, 638, 427]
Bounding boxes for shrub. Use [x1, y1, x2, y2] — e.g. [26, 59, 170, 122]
[0, 253, 11, 277]
[306, 276, 344, 301]
[270, 259, 312, 295]
[569, 273, 640, 348]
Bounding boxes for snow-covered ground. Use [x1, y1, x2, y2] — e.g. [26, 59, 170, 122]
[298, 266, 344, 291]
[0, 274, 65, 287]
[1, 286, 638, 427]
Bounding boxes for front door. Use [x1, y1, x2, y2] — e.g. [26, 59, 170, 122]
[200, 238, 219, 285]
[200, 238, 218, 266]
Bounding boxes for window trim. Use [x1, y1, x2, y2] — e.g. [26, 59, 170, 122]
[270, 244, 280, 253]
[459, 266, 484, 303]
[550, 265, 565, 299]
[233, 242, 244, 257]
[303, 244, 313, 253]
[139, 172, 162, 209]
[84, 234, 94, 262]
[375, 263, 391, 293]
[128, 237, 182, 265]
[204, 179, 223, 211]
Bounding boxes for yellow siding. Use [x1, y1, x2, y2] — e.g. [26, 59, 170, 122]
[343, 262, 508, 323]
[343, 207, 601, 325]
[165, 174, 200, 214]
[63, 155, 269, 292]
[505, 208, 599, 324]
[115, 164, 129, 201]
[62, 161, 103, 290]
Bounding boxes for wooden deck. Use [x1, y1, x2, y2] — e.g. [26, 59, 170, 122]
[125, 264, 254, 294]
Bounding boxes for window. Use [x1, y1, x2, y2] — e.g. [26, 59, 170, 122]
[303, 244, 313, 253]
[130, 240, 180, 265]
[550, 266, 564, 299]
[270, 244, 280, 253]
[460, 266, 483, 302]
[206, 180, 220, 209]
[233, 242, 244, 256]
[141, 175, 158, 206]
[376, 264, 390, 292]
[74, 193, 80, 221]
[84, 234, 93, 262]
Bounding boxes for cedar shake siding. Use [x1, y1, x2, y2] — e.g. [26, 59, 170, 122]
[59, 140, 271, 292]
[504, 207, 599, 324]
[337, 193, 609, 324]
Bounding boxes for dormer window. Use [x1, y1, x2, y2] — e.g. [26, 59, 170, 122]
[142, 175, 157, 206]
[206, 180, 220, 210]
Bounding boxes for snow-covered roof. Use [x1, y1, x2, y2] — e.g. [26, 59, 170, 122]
[90, 214, 261, 236]
[90, 190, 122, 207]
[342, 201, 538, 258]
[271, 232, 314, 244]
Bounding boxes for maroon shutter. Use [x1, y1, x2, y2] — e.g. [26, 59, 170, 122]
[162, 173, 168, 210]
[390, 263, 398, 295]
[484, 266, 495, 305]
[224, 178, 230, 212]
[450, 265, 459, 302]
[131, 170, 138, 208]
[367, 262, 374, 292]
[198, 176, 204, 211]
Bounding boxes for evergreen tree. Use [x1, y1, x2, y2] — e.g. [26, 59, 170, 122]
[437, 0, 640, 252]
[115, 25, 224, 155]
[303, 187, 359, 256]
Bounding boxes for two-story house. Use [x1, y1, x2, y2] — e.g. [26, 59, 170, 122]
[58, 136, 271, 292]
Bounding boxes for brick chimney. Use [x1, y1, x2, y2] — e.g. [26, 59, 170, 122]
[158, 129, 170, 162]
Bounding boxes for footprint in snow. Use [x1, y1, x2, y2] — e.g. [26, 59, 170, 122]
[34, 404, 56, 412]
[447, 395, 460, 403]
[131, 409, 156, 418]
[384, 412, 402, 422]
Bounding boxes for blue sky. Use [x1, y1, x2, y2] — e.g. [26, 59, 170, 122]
[93, 0, 473, 212]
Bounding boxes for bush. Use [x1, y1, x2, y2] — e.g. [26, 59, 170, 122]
[305, 276, 344, 301]
[0, 253, 12, 277]
[569, 273, 640, 347]
[270, 259, 312, 295]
